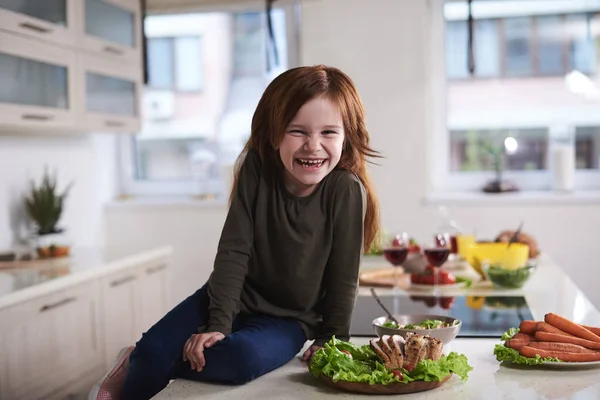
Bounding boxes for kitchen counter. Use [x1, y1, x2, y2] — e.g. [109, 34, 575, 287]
[154, 254, 600, 400]
[0, 245, 173, 309]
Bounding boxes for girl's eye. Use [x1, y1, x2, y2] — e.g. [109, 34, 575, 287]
[288, 129, 305, 135]
[322, 130, 337, 135]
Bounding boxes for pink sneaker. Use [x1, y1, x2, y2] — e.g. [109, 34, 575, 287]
[88, 346, 134, 400]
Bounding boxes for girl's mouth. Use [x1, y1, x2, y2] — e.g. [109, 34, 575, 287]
[295, 158, 327, 170]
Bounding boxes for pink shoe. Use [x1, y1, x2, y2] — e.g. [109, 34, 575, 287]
[88, 346, 134, 400]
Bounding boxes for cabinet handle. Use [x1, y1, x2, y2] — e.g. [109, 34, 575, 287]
[147, 265, 167, 275]
[22, 114, 53, 121]
[110, 275, 136, 287]
[105, 120, 125, 128]
[40, 297, 77, 313]
[19, 22, 51, 34]
[104, 46, 124, 55]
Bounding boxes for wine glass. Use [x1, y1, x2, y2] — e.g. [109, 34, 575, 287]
[423, 234, 451, 296]
[383, 233, 409, 314]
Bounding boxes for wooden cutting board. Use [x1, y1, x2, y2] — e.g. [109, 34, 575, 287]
[359, 267, 407, 288]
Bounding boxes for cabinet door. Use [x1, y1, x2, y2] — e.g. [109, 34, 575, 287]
[0, 0, 77, 46]
[102, 268, 140, 366]
[136, 263, 171, 337]
[0, 31, 77, 130]
[79, 53, 141, 132]
[80, 0, 141, 63]
[0, 282, 102, 400]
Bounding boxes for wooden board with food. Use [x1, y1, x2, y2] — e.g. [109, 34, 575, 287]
[308, 333, 472, 394]
[494, 313, 600, 367]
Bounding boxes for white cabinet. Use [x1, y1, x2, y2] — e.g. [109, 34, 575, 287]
[0, 31, 78, 130]
[0, 0, 78, 47]
[0, 252, 172, 399]
[0, 0, 143, 134]
[102, 268, 140, 366]
[80, 53, 141, 132]
[79, 0, 142, 63]
[137, 263, 171, 335]
[0, 282, 102, 400]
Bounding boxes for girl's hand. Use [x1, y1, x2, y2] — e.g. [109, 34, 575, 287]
[183, 331, 225, 372]
[302, 345, 322, 362]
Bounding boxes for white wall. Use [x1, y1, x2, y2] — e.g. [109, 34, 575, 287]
[0, 133, 118, 252]
[105, 0, 600, 309]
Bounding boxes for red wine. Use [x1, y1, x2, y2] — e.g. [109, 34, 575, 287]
[450, 235, 458, 254]
[424, 248, 450, 267]
[383, 248, 408, 266]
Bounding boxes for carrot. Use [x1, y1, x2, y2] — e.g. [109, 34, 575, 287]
[536, 322, 572, 336]
[506, 337, 531, 351]
[519, 320, 538, 335]
[520, 346, 600, 362]
[582, 325, 600, 336]
[527, 341, 596, 354]
[544, 313, 600, 343]
[534, 331, 600, 350]
[513, 333, 534, 341]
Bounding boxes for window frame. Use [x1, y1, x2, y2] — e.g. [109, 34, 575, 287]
[428, 0, 600, 196]
[118, 1, 301, 199]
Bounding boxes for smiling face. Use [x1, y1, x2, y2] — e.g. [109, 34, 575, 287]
[278, 96, 345, 197]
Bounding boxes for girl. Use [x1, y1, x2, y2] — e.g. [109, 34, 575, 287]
[90, 64, 380, 400]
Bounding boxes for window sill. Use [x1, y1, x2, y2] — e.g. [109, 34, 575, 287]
[423, 190, 600, 207]
[104, 195, 228, 211]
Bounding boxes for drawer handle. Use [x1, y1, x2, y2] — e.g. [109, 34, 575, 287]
[105, 120, 125, 127]
[104, 46, 124, 55]
[19, 22, 51, 34]
[111, 275, 136, 287]
[147, 265, 167, 275]
[22, 114, 53, 121]
[40, 297, 76, 313]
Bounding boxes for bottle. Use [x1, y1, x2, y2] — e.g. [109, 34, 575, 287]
[549, 124, 575, 192]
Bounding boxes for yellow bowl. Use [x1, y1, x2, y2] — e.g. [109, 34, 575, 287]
[464, 242, 530, 279]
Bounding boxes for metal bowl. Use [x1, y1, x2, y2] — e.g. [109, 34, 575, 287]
[372, 314, 462, 345]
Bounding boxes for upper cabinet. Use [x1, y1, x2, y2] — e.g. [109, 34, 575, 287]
[0, 0, 77, 46]
[0, 0, 143, 134]
[0, 31, 77, 130]
[80, 0, 142, 63]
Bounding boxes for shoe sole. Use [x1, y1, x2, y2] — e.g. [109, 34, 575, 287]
[88, 347, 133, 400]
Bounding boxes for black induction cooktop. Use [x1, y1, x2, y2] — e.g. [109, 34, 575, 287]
[350, 294, 533, 338]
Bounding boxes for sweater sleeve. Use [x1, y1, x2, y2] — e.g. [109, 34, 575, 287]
[313, 175, 366, 347]
[205, 151, 260, 335]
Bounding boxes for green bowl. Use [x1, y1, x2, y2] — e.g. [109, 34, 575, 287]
[482, 264, 535, 289]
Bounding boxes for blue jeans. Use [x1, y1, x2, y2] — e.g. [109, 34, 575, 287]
[122, 284, 307, 400]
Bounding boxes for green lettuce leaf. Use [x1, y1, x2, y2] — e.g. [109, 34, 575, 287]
[501, 327, 520, 341]
[401, 352, 472, 383]
[455, 276, 473, 288]
[308, 337, 473, 385]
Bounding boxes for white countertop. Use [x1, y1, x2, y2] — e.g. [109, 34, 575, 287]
[155, 254, 600, 400]
[0, 245, 173, 310]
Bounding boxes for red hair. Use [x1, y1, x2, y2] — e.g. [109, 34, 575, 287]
[230, 65, 380, 252]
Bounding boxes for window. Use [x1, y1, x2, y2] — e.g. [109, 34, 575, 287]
[147, 36, 203, 91]
[504, 17, 533, 76]
[119, 5, 299, 198]
[435, 0, 600, 192]
[445, 10, 598, 79]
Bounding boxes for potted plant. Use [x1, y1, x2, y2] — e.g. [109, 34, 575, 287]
[482, 140, 519, 194]
[23, 167, 73, 258]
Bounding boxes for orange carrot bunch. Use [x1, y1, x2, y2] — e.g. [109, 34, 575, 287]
[505, 313, 600, 362]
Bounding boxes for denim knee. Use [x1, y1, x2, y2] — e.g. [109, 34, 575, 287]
[221, 337, 264, 384]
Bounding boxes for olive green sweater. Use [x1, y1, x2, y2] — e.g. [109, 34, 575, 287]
[206, 150, 365, 346]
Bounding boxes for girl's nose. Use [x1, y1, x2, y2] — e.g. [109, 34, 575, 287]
[304, 134, 321, 153]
